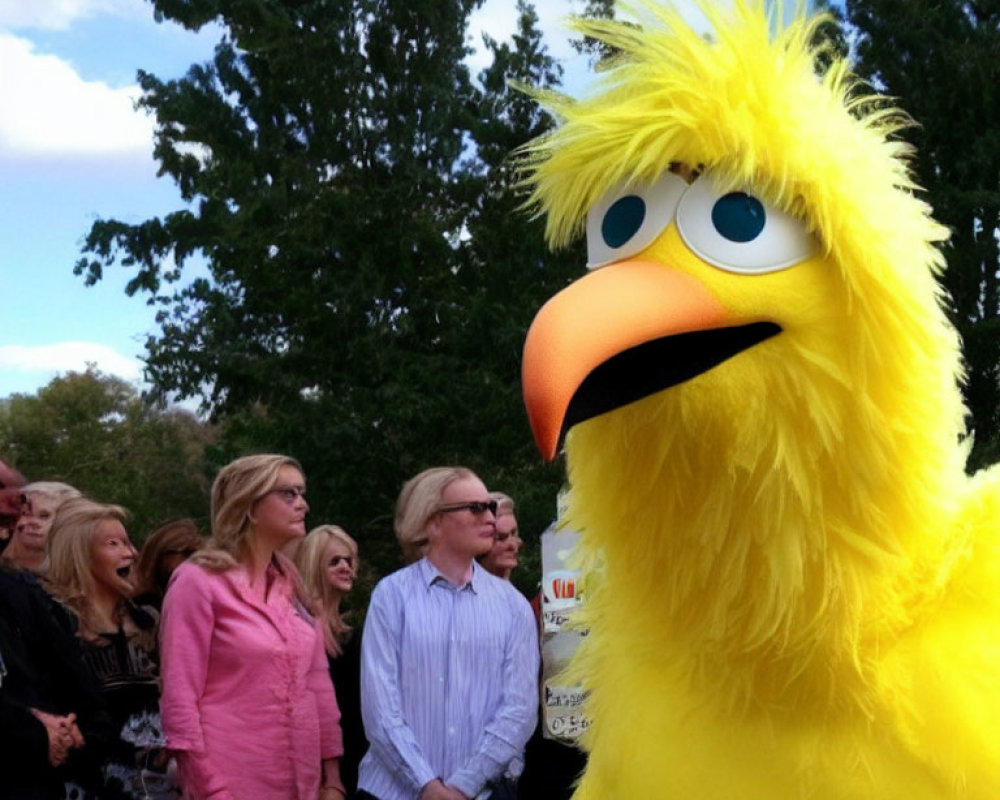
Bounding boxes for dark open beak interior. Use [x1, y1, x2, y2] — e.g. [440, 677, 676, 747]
[560, 321, 781, 449]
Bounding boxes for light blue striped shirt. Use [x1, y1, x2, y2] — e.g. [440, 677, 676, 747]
[358, 558, 539, 799]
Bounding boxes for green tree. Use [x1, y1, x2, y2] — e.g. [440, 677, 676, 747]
[74, 0, 486, 576]
[457, 0, 585, 588]
[73, 0, 580, 588]
[0, 368, 215, 540]
[846, 0, 1000, 469]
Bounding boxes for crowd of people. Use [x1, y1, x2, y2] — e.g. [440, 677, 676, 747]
[0, 454, 579, 800]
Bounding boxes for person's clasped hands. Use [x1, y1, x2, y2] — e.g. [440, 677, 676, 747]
[31, 708, 86, 767]
[418, 778, 467, 800]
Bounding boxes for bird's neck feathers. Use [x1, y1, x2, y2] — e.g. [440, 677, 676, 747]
[563, 293, 970, 711]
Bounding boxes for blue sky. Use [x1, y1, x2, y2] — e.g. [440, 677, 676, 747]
[0, 0, 600, 401]
[0, 0, 826, 402]
[0, 0, 221, 397]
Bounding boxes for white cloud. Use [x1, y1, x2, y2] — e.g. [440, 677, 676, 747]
[465, 0, 712, 98]
[0, 32, 154, 156]
[0, 342, 142, 381]
[0, 0, 140, 31]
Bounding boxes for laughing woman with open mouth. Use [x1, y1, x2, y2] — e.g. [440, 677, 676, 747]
[47, 497, 177, 800]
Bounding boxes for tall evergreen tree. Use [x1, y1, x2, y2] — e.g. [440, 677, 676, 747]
[846, 0, 1000, 469]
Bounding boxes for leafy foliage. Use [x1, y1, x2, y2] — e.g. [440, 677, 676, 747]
[846, 0, 1000, 470]
[0, 368, 215, 542]
[72, 0, 581, 591]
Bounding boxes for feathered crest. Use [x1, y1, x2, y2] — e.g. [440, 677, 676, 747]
[518, 1, 946, 288]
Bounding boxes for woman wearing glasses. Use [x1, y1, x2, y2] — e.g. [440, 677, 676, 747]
[296, 525, 365, 798]
[159, 454, 345, 800]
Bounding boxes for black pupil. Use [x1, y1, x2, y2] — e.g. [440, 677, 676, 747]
[602, 195, 646, 248]
[711, 192, 766, 242]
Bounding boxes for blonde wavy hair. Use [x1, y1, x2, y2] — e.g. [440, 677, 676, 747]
[394, 466, 475, 564]
[295, 524, 359, 657]
[192, 453, 303, 572]
[47, 497, 130, 634]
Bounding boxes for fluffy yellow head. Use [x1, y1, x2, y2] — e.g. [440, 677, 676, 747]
[520, 0, 969, 685]
[522, 0, 948, 294]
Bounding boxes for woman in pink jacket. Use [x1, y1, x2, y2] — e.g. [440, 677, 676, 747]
[160, 454, 345, 800]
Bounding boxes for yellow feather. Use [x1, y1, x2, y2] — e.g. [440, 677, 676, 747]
[520, 1, 999, 797]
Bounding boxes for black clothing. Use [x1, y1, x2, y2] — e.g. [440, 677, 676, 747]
[80, 602, 176, 800]
[517, 721, 588, 800]
[131, 590, 163, 612]
[0, 566, 110, 800]
[330, 631, 367, 799]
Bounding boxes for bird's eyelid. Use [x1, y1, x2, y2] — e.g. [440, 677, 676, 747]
[585, 171, 690, 270]
[675, 170, 820, 275]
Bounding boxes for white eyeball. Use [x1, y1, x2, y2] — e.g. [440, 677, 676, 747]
[675, 171, 818, 274]
[586, 171, 689, 270]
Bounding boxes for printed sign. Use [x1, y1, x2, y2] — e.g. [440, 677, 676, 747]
[544, 685, 591, 739]
[539, 521, 590, 741]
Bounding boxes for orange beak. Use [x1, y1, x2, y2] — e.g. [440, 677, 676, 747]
[522, 259, 778, 460]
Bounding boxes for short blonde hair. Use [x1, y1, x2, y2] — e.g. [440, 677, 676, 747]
[394, 467, 475, 564]
[489, 491, 515, 517]
[194, 454, 302, 570]
[296, 524, 359, 656]
[23, 481, 82, 505]
[3, 482, 83, 572]
[47, 497, 129, 632]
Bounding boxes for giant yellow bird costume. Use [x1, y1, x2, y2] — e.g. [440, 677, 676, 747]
[519, 1, 1000, 798]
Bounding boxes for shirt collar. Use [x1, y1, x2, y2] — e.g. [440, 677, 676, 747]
[418, 556, 480, 594]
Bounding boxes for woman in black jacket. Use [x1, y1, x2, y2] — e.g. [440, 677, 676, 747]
[0, 563, 110, 800]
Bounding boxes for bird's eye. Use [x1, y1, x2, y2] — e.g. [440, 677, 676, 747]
[675, 171, 818, 274]
[711, 193, 766, 242]
[586, 171, 689, 270]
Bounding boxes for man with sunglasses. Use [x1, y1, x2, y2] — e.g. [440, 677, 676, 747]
[358, 467, 538, 800]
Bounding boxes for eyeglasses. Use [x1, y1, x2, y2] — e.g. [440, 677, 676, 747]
[436, 500, 498, 517]
[327, 555, 355, 569]
[268, 486, 307, 503]
[494, 530, 520, 543]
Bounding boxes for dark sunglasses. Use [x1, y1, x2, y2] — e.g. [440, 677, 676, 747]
[436, 500, 498, 517]
[327, 555, 355, 569]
